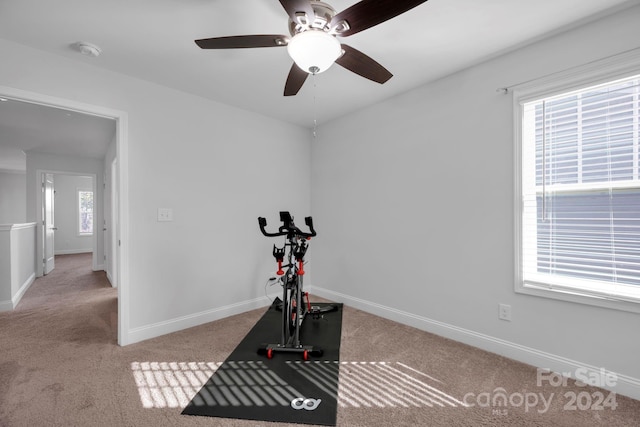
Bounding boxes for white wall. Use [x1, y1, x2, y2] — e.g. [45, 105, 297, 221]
[0, 37, 312, 343]
[311, 5, 640, 398]
[0, 171, 26, 223]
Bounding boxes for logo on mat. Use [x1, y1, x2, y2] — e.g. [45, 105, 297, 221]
[291, 397, 322, 411]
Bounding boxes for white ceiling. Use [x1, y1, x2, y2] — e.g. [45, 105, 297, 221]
[0, 99, 116, 172]
[0, 0, 638, 171]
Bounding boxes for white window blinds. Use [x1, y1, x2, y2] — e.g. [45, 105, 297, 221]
[520, 75, 640, 301]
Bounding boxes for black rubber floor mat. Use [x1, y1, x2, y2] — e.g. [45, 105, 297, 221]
[182, 301, 343, 426]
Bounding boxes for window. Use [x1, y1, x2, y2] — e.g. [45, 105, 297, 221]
[78, 189, 94, 235]
[515, 53, 640, 312]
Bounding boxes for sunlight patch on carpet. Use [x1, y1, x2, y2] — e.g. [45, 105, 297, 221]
[291, 361, 469, 409]
[131, 362, 222, 408]
[132, 361, 468, 409]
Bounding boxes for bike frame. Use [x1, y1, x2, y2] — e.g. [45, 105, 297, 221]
[258, 211, 316, 359]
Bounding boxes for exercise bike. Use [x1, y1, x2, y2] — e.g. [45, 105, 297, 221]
[257, 211, 336, 360]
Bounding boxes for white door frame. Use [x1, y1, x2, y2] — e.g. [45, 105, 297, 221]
[0, 85, 130, 346]
[110, 159, 118, 288]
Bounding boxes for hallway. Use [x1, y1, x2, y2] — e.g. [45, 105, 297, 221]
[6, 252, 117, 342]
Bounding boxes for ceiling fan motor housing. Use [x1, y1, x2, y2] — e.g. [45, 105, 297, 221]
[288, 1, 337, 35]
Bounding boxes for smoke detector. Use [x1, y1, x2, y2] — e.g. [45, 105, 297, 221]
[74, 42, 102, 57]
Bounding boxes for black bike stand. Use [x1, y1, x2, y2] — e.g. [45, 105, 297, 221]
[256, 295, 338, 360]
[257, 343, 323, 360]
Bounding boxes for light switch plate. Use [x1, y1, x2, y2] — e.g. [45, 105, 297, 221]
[157, 208, 173, 222]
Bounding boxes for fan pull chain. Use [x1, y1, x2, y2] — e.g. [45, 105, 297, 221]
[312, 72, 318, 139]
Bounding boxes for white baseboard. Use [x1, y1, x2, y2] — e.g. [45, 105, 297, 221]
[1, 273, 36, 311]
[54, 249, 92, 255]
[310, 285, 640, 401]
[127, 297, 272, 345]
[106, 271, 117, 288]
[0, 299, 13, 312]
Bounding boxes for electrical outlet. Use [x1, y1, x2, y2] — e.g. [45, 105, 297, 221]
[499, 304, 512, 321]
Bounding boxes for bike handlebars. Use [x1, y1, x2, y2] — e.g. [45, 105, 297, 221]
[258, 211, 316, 238]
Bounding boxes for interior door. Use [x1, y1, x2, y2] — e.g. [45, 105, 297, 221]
[43, 173, 55, 275]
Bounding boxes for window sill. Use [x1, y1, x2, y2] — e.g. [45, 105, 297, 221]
[516, 282, 640, 314]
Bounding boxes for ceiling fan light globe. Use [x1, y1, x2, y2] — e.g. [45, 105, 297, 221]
[287, 30, 341, 74]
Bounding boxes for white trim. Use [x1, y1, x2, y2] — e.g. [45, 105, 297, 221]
[10, 272, 36, 310]
[0, 85, 129, 346]
[106, 270, 114, 287]
[0, 222, 37, 231]
[116, 113, 129, 345]
[126, 297, 271, 345]
[54, 249, 92, 255]
[518, 282, 640, 314]
[309, 285, 640, 401]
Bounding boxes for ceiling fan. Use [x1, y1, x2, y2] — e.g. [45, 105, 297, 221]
[195, 0, 429, 96]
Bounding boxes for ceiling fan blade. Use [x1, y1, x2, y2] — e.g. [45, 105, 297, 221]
[330, 0, 428, 37]
[335, 44, 393, 84]
[279, 0, 316, 25]
[284, 63, 309, 96]
[195, 35, 288, 49]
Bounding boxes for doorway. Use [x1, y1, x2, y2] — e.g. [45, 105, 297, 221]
[41, 172, 97, 275]
[0, 85, 129, 346]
